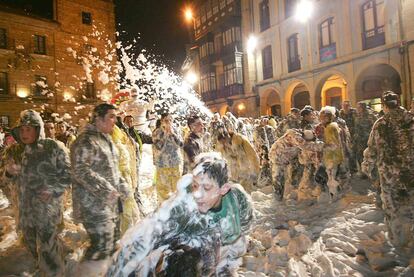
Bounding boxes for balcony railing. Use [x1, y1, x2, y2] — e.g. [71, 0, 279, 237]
[202, 83, 243, 102]
[362, 26, 385, 50]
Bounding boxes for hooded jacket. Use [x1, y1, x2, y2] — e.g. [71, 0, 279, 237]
[10, 110, 71, 228]
[70, 123, 131, 222]
[362, 107, 414, 190]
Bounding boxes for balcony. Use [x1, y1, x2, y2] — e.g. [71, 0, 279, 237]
[288, 56, 301, 73]
[362, 26, 385, 50]
[202, 83, 243, 102]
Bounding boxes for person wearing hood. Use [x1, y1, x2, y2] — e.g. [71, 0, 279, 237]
[3, 109, 71, 276]
[216, 117, 260, 193]
[362, 91, 414, 252]
[319, 107, 344, 200]
[106, 152, 253, 277]
[70, 103, 132, 261]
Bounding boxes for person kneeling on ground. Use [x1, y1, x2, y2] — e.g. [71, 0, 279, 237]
[106, 152, 254, 277]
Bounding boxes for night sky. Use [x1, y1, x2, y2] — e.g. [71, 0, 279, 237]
[114, 0, 191, 71]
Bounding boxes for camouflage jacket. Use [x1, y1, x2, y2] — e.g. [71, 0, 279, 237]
[339, 108, 356, 137]
[18, 139, 71, 228]
[276, 114, 301, 137]
[152, 127, 183, 168]
[362, 107, 414, 190]
[354, 111, 377, 146]
[106, 178, 253, 277]
[183, 132, 211, 173]
[7, 110, 71, 229]
[269, 130, 304, 166]
[253, 125, 276, 163]
[70, 124, 131, 222]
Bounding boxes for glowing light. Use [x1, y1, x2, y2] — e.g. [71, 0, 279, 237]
[295, 0, 314, 23]
[185, 71, 198, 85]
[63, 91, 72, 100]
[17, 88, 29, 98]
[237, 103, 246, 111]
[184, 8, 193, 23]
[247, 35, 258, 53]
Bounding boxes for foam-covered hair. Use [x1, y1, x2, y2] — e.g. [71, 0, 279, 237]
[192, 152, 228, 187]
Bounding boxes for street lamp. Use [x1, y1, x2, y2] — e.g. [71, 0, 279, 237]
[184, 8, 193, 23]
[247, 35, 258, 54]
[185, 71, 198, 86]
[17, 88, 29, 98]
[295, 0, 314, 23]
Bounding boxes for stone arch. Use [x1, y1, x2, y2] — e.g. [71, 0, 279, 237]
[354, 63, 402, 112]
[260, 88, 282, 116]
[284, 80, 311, 114]
[314, 71, 349, 110]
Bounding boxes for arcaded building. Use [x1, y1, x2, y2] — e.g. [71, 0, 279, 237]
[0, 0, 117, 127]
[242, 0, 414, 116]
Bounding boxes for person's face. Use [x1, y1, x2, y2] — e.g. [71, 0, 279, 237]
[44, 122, 56, 138]
[319, 113, 329, 125]
[342, 102, 350, 112]
[124, 116, 134, 128]
[292, 111, 300, 119]
[260, 118, 268, 126]
[190, 119, 205, 135]
[192, 173, 228, 214]
[162, 115, 173, 127]
[304, 113, 313, 123]
[356, 104, 364, 114]
[96, 109, 117, 134]
[19, 125, 37, 144]
[57, 123, 66, 135]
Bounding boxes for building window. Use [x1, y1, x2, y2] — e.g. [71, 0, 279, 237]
[260, 0, 270, 32]
[262, 46, 273, 80]
[319, 17, 337, 62]
[224, 57, 243, 86]
[82, 12, 92, 25]
[214, 34, 222, 54]
[200, 42, 214, 58]
[200, 72, 216, 93]
[84, 81, 95, 99]
[288, 34, 301, 72]
[362, 0, 385, 50]
[206, 0, 213, 19]
[319, 17, 335, 48]
[219, 0, 226, 10]
[33, 75, 48, 96]
[0, 72, 8, 94]
[33, 35, 46, 55]
[0, 28, 6, 49]
[201, 6, 207, 23]
[212, 0, 219, 14]
[223, 27, 241, 46]
[0, 115, 9, 127]
[285, 0, 298, 19]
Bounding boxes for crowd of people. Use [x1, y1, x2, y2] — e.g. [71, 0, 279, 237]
[0, 90, 413, 276]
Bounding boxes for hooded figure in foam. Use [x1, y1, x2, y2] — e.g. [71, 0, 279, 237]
[6, 109, 71, 276]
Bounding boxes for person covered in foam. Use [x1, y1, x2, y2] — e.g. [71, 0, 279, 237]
[106, 152, 254, 277]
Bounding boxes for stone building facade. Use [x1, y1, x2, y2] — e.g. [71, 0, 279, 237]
[0, 0, 117, 127]
[242, 0, 414, 116]
[186, 0, 258, 117]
